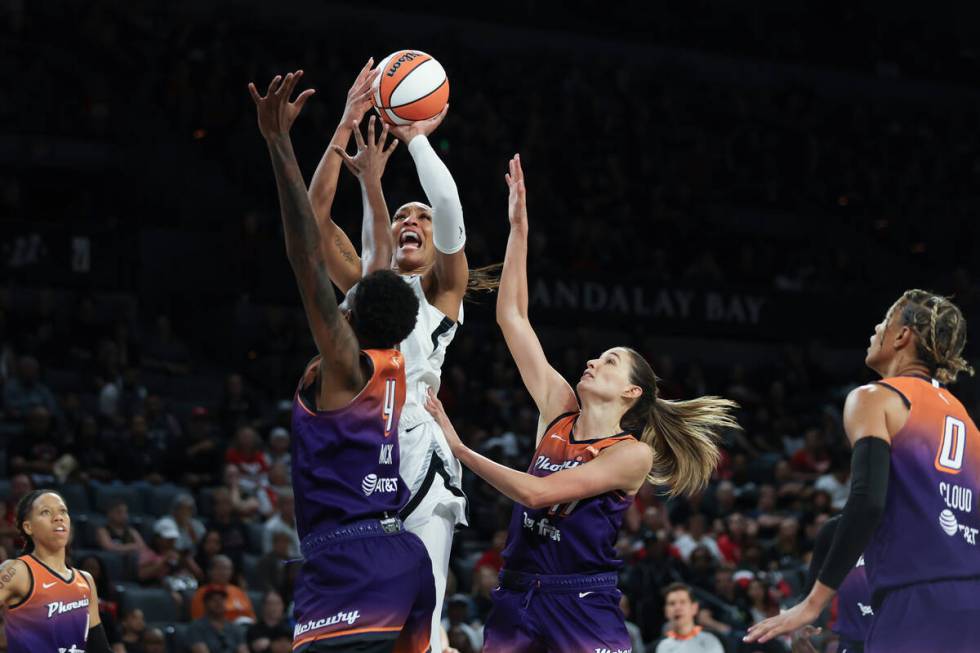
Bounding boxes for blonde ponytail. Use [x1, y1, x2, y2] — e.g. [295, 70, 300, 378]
[621, 348, 740, 497]
[644, 396, 739, 497]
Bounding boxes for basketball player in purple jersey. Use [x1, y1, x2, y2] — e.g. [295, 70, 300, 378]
[793, 516, 871, 653]
[249, 70, 433, 653]
[421, 155, 740, 653]
[747, 290, 980, 652]
[1, 489, 113, 653]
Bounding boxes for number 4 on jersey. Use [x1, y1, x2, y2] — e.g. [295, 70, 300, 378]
[382, 378, 396, 436]
[936, 415, 966, 474]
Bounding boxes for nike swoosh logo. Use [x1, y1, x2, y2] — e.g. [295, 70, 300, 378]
[43, 582, 57, 589]
[550, 434, 565, 441]
[578, 591, 593, 598]
[405, 423, 424, 433]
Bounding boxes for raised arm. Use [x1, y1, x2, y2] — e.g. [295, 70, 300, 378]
[307, 60, 378, 293]
[249, 71, 363, 404]
[331, 115, 398, 276]
[390, 108, 469, 320]
[497, 155, 577, 431]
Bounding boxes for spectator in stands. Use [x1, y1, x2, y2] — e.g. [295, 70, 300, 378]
[139, 519, 203, 595]
[265, 427, 290, 472]
[620, 594, 645, 653]
[225, 426, 269, 492]
[2, 354, 57, 417]
[261, 489, 298, 558]
[471, 565, 496, 624]
[195, 529, 225, 580]
[814, 451, 850, 510]
[143, 394, 181, 450]
[154, 493, 205, 553]
[186, 585, 248, 653]
[172, 407, 223, 488]
[219, 373, 259, 436]
[111, 413, 167, 483]
[223, 464, 271, 519]
[767, 517, 803, 569]
[96, 498, 149, 555]
[674, 514, 723, 562]
[788, 427, 831, 479]
[118, 607, 146, 653]
[442, 594, 481, 653]
[446, 625, 475, 653]
[655, 583, 724, 653]
[472, 528, 507, 577]
[0, 473, 33, 549]
[69, 414, 114, 482]
[749, 485, 783, 539]
[140, 627, 166, 653]
[739, 578, 780, 625]
[208, 488, 250, 571]
[260, 461, 290, 509]
[9, 404, 62, 482]
[99, 365, 147, 424]
[190, 555, 256, 624]
[245, 591, 289, 653]
[142, 315, 190, 376]
[255, 531, 291, 595]
[716, 512, 749, 564]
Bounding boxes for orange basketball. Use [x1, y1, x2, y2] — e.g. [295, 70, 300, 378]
[373, 50, 449, 126]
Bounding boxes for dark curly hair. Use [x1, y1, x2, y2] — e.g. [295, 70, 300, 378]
[348, 270, 419, 350]
[17, 489, 68, 555]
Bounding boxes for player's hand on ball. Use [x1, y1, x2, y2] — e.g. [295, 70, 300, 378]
[424, 387, 463, 454]
[744, 599, 821, 644]
[330, 116, 398, 182]
[387, 104, 449, 143]
[342, 58, 379, 125]
[248, 70, 315, 140]
[505, 154, 528, 231]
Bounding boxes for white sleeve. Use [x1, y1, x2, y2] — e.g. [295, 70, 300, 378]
[407, 135, 466, 254]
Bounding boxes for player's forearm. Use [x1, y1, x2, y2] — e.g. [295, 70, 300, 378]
[496, 222, 530, 324]
[408, 135, 466, 255]
[358, 177, 393, 275]
[308, 122, 353, 222]
[456, 445, 546, 508]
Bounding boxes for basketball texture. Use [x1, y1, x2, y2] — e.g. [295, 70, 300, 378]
[373, 50, 449, 126]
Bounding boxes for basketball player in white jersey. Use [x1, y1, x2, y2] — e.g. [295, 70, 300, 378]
[307, 60, 486, 653]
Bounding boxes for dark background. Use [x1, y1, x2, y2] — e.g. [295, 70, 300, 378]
[2, 2, 980, 652]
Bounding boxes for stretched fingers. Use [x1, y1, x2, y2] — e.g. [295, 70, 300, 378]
[329, 144, 357, 174]
[366, 115, 377, 149]
[265, 75, 283, 97]
[247, 82, 261, 104]
[351, 120, 367, 151]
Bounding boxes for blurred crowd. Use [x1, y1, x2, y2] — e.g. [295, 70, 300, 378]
[4, 2, 980, 653]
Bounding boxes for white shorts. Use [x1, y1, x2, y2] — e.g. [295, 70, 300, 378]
[398, 407, 467, 527]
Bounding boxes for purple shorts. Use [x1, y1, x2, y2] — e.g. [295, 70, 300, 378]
[482, 570, 632, 653]
[866, 577, 980, 653]
[292, 519, 434, 652]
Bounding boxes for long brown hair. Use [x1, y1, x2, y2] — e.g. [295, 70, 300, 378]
[620, 348, 740, 497]
[889, 289, 974, 384]
[465, 263, 502, 297]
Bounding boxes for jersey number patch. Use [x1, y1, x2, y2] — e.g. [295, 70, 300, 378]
[935, 415, 966, 474]
[383, 378, 396, 436]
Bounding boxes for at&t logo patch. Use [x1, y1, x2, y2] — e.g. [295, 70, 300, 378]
[361, 474, 398, 496]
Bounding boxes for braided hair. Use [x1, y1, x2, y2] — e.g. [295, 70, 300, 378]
[888, 289, 975, 384]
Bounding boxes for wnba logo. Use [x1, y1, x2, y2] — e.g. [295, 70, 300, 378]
[940, 509, 959, 536]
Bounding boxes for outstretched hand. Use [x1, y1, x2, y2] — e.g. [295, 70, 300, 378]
[387, 104, 449, 143]
[423, 387, 463, 455]
[744, 599, 821, 645]
[330, 115, 398, 182]
[342, 58, 380, 125]
[505, 154, 527, 230]
[248, 70, 315, 141]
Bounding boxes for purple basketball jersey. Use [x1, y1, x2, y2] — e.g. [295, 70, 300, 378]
[834, 555, 872, 644]
[865, 376, 980, 598]
[502, 412, 636, 574]
[291, 350, 409, 538]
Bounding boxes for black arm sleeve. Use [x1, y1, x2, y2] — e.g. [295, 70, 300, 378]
[817, 436, 891, 589]
[88, 623, 112, 653]
[804, 515, 841, 594]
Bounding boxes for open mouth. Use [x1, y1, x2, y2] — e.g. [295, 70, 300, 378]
[399, 230, 422, 250]
[54, 525, 68, 533]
